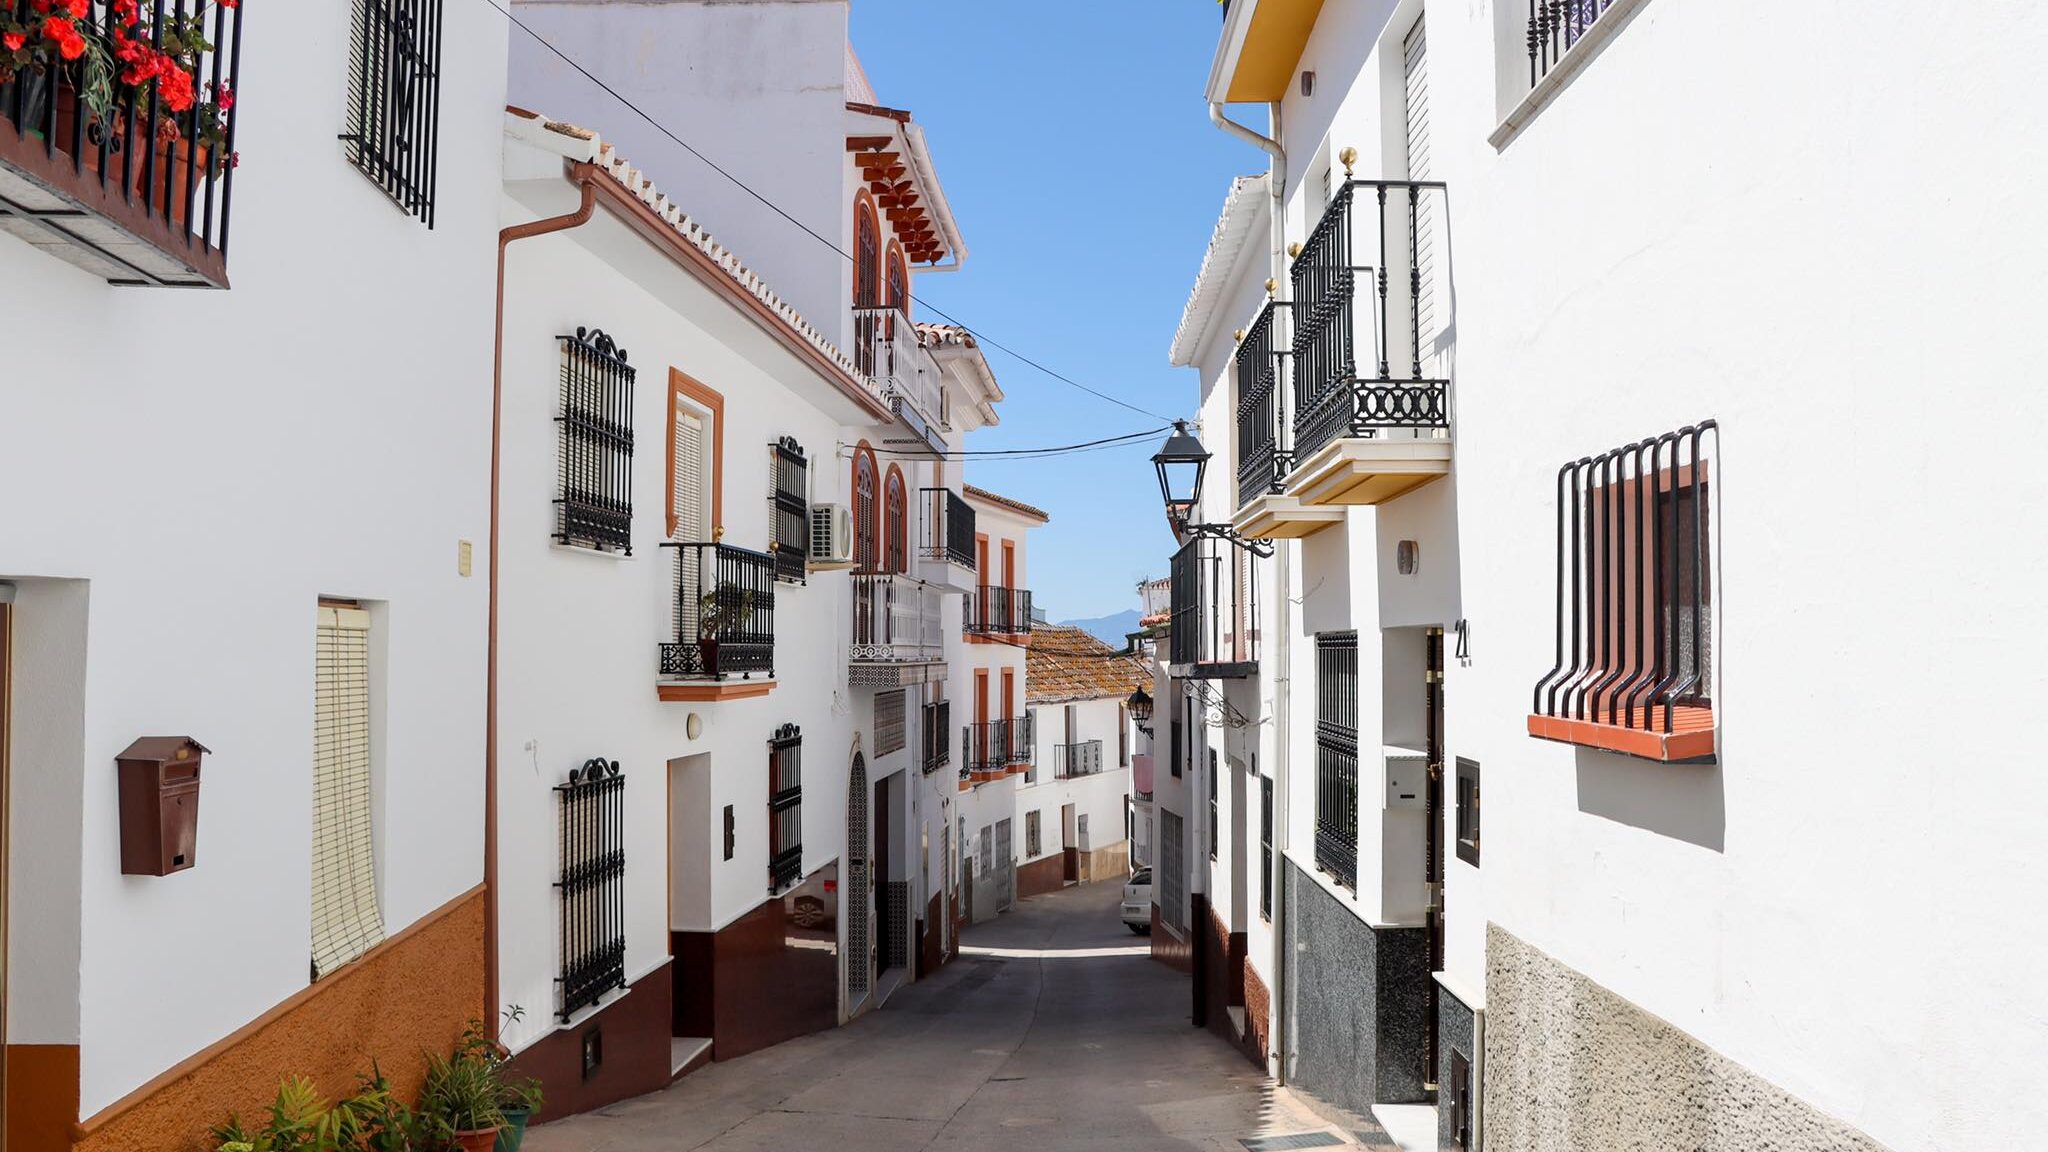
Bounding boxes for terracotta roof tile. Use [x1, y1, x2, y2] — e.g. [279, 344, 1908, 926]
[1026, 625, 1150, 706]
[962, 483, 1049, 524]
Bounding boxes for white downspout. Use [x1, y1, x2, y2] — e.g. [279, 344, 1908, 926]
[1209, 98, 1292, 1087]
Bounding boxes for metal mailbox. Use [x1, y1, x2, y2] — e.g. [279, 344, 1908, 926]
[116, 736, 209, 876]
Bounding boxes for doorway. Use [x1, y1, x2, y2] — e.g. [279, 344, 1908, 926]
[993, 817, 1015, 910]
[1060, 802, 1078, 883]
[874, 771, 906, 979]
[846, 752, 872, 1010]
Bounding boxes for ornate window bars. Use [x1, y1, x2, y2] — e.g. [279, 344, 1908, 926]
[343, 0, 442, 225]
[555, 758, 626, 1022]
[555, 327, 635, 554]
[768, 725, 802, 891]
[1314, 631, 1359, 889]
[1528, 0, 1619, 85]
[769, 437, 809, 585]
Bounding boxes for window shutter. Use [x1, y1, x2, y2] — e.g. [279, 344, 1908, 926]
[673, 408, 706, 543]
[875, 689, 907, 756]
[1403, 15, 1439, 349]
[312, 606, 385, 978]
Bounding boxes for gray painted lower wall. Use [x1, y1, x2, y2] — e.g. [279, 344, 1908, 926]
[1282, 858, 1431, 1113]
[1436, 983, 1476, 1151]
[1486, 924, 1891, 1151]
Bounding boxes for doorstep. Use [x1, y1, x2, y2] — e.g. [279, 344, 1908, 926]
[670, 1037, 712, 1079]
[1368, 1104, 1436, 1152]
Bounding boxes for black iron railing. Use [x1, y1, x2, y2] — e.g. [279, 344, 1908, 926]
[920, 487, 976, 567]
[556, 327, 636, 553]
[555, 758, 625, 1021]
[769, 437, 809, 584]
[1314, 632, 1358, 889]
[1290, 180, 1452, 466]
[1532, 422, 1716, 733]
[921, 699, 951, 774]
[0, 0, 243, 287]
[1053, 739, 1104, 779]
[1006, 713, 1036, 765]
[342, 0, 443, 226]
[1169, 535, 1256, 676]
[768, 725, 802, 891]
[1528, 0, 1619, 85]
[962, 715, 1033, 775]
[660, 542, 775, 680]
[966, 585, 1033, 636]
[1236, 300, 1289, 506]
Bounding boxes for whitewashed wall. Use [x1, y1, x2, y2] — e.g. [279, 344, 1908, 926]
[1016, 695, 1134, 866]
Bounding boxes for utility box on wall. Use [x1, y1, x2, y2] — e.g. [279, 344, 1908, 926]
[116, 736, 208, 875]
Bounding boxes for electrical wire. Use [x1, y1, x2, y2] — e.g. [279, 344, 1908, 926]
[479, 0, 1177, 423]
[853, 426, 1168, 461]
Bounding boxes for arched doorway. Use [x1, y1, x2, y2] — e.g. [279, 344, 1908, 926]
[846, 751, 873, 1009]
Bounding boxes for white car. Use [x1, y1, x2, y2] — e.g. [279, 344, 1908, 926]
[1121, 867, 1153, 934]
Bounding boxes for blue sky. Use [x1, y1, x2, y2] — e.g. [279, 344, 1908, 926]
[850, 2, 1254, 622]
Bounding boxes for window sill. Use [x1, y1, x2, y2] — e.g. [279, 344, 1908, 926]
[657, 679, 777, 702]
[552, 542, 634, 561]
[1488, 0, 1654, 151]
[1526, 708, 1715, 763]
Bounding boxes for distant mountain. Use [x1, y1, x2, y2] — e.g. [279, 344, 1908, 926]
[1059, 609, 1143, 648]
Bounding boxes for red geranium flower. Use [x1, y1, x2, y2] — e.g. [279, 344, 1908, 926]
[212, 80, 233, 111]
[42, 15, 86, 60]
[2, 31, 26, 51]
[158, 64, 196, 113]
[64, 0, 87, 18]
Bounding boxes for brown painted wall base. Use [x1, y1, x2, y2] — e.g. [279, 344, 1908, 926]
[919, 892, 945, 976]
[59, 886, 485, 1152]
[504, 960, 674, 1121]
[671, 870, 839, 1063]
[1244, 960, 1272, 1066]
[1016, 852, 1066, 900]
[1149, 905, 1193, 974]
[1199, 908, 1263, 1068]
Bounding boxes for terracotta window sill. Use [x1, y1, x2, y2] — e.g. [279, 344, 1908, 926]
[657, 679, 777, 702]
[1527, 706, 1714, 763]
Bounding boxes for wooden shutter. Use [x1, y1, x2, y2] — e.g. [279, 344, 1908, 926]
[1403, 15, 1439, 350]
[875, 689, 907, 756]
[312, 605, 385, 978]
[673, 407, 707, 543]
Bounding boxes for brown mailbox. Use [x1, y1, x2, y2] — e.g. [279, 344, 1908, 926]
[117, 736, 208, 876]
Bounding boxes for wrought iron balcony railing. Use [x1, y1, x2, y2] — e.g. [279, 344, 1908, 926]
[659, 542, 776, 681]
[919, 487, 976, 567]
[966, 585, 1033, 636]
[962, 715, 1033, 777]
[1052, 739, 1104, 779]
[920, 699, 951, 775]
[1290, 179, 1452, 467]
[851, 572, 943, 663]
[1169, 535, 1257, 678]
[0, 0, 242, 286]
[854, 305, 944, 441]
[1236, 299, 1290, 507]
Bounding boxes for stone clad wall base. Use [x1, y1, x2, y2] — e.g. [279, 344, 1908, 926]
[1282, 859, 1430, 1113]
[1486, 924, 1892, 1152]
[1436, 982, 1476, 1152]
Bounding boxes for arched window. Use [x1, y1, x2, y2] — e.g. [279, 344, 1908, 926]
[854, 194, 880, 307]
[886, 240, 909, 316]
[884, 466, 908, 573]
[852, 443, 880, 572]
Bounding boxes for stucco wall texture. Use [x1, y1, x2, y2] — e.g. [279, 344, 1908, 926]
[76, 889, 485, 1152]
[1486, 924, 1891, 1152]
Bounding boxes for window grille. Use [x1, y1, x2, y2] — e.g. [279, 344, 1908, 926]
[1456, 758, 1481, 866]
[555, 758, 625, 1022]
[313, 604, 385, 979]
[1526, 0, 1619, 86]
[768, 725, 803, 891]
[1170, 705, 1183, 778]
[1260, 769, 1274, 920]
[1315, 631, 1359, 889]
[875, 689, 907, 756]
[884, 472, 907, 573]
[769, 437, 809, 584]
[1119, 705, 1130, 766]
[555, 328, 635, 553]
[1208, 750, 1219, 861]
[343, 0, 443, 225]
[1159, 809, 1185, 934]
[1025, 810, 1041, 858]
[921, 699, 951, 774]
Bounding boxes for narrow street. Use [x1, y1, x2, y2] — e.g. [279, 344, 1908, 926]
[526, 881, 1377, 1152]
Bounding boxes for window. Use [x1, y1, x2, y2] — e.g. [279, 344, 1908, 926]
[1260, 770, 1273, 920]
[1158, 809, 1185, 935]
[852, 445, 880, 573]
[1118, 705, 1130, 766]
[1456, 758, 1480, 866]
[887, 242, 909, 314]
[313, 604, 385, 978]
[1207, 750, 1219, 861]
[1025, 706, 1039, 784]
[723, 805, 736, 861]
[769, 437, 808, 584]
[556, 327, 636, 554]
[1450, 1049, 1473, 1149]
[343, 0, 444, 225]
[1025, 810, 1041, 858]
[1169, 705, 1183, 779]
[554, 758, 625, 1021]
[884, 467, 908, 573]
[854, 195, 880, 306]
[768, 725, 803, 891]
[1530, 422, 1717, 762]
[875, 689, 907, 756]
[1314, 631, 1359, 889]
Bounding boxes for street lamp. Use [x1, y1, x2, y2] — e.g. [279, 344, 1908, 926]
[1126, 687, 1153, 734]
[1152, 420, 1210, 533]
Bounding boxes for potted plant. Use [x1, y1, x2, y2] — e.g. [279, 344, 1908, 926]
[420, 1021, 526, 1152]
[696, 580, 755, 675]
[490, 1007, 544, 1152]
[209, 1071, 420, 1151]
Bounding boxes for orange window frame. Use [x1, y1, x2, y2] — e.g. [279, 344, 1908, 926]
[667, 369, 725, 539]
[851, 440, 880, 572]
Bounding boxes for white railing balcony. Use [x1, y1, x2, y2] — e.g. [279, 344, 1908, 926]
[851, 572, 945, 684]
[854, 305, 945, 448]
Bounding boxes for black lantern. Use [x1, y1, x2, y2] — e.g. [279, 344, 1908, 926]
[1152, 420, 1210, 531]
[1126, 686, 1154, 735]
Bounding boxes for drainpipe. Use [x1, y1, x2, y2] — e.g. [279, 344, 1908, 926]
[486, 174, 598, 1043]
[1209, 99, 1292, 1087]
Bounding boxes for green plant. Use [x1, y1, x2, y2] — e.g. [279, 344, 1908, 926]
[493, 1007, 545, 1117]
[698, 580, 757, 638]
[209, 1074, 407, 1152]
[419, 1025, 508, 1137]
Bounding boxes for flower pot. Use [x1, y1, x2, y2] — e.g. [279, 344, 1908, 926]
[50, 83, 129, 176]
[494, 1108, 532, 1152]
[132, 131, 212, 230]
[697, 636, 719, 676]
[451, 1127, 502, 1152]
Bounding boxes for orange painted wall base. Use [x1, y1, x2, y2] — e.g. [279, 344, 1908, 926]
[37, 886, 486, 1152]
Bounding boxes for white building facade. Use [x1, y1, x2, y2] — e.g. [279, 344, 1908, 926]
[1166, 2, 2048, 1151]
[1013, 625, 1145, 902]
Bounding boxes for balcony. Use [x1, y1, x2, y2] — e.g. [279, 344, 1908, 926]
[854, 305, 946, 455]
[0, 0, 242, 287]
[961, 715, 1034, 785]
[850, 572, 944, 686]
[965, 585, 1033, 639]
[920, 699, 951, 775]
[1169, 535, 1257, 679]
[658, 542, 776, 701]
[1283, 179, 1453, 508]
[917, 486, 976, 593]
[1231, 299, 1346, 541]
[1052, 739, 1104, 780]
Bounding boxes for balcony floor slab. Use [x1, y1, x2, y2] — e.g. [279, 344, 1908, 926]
[1233, 492, 1347, 540]
[1287, 437, 1452, 507]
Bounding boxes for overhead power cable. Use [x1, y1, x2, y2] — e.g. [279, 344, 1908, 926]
[853, 426, 1168, 462]
[478, 0, 1176, 422]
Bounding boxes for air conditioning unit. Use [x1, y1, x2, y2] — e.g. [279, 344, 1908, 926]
[809, 503, 854, 569]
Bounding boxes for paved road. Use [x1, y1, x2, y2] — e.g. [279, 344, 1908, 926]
[526, 880, 1377, 1151]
